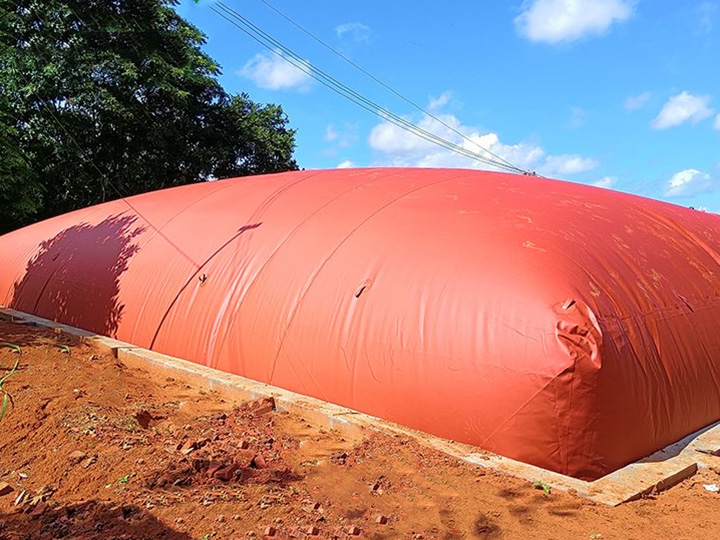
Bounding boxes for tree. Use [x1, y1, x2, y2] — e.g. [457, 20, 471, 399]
[0, 0, 298, 233]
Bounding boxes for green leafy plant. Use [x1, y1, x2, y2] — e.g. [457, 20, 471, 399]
[533, 480, 551, 495]
[105, 473, 134, 488]
[0, 342, 21, 353]
[1, 0, 298, 233]
[0, 344, 21, 421]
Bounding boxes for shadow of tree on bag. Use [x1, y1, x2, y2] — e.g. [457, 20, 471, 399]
[10, 215, 145, 338]
[0, 500, 193, 539]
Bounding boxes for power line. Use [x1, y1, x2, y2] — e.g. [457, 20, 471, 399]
[213, 2, 521, 173]
[254, 0, 525, 174]
[211, 2, 527, 174]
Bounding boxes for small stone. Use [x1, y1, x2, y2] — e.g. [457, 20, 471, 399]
[68, 450, 87, 464]
[306, 525, 320, 535]
[30, 502, 48, 516]
[375, 515, 388, 524]
[232, 514, 243, 521]
[80, 456, 97, 469]
[251, 455, 267, 469]
[178, 440, 196, 455]
[330, 452, 348, 465]
[217, 515, 226, 523]
[264, 526, 276, 537]
[0, 483, 14, 497]
[13, 490, 26, 506]
[175, 518, 184, 524]
[346, 526, 361, 536]
[239, 440, 250, 450]
[213, 463, 239, 481]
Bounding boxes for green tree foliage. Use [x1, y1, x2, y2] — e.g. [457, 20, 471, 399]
[0, 0, 298, 232]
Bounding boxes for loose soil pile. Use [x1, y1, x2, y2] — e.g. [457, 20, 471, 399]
[0, 321, 718, 540]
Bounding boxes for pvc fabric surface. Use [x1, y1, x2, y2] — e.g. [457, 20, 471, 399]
[1, 168, 719, 480]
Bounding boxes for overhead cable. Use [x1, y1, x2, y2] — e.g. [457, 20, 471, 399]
[254, 0, 525, 174]
[211, 2, 527, 174]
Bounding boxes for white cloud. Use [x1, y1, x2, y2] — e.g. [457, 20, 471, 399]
[697, 2, 717, 35]
[664, 168, 714, 197]
[567, 106, 587, 128]
[624, 91, 651, 111]
[324, 124, 339, 142]
[428, 92, 451, 111]
[593, 175, 617, 188]
[335, 22, 372, 43]
[714, 113, 720, 130]
[515, 0, 634, 44]
[367, 103, 597, 178]
[239, 50, 312, 91]
[337, 160, 355, 169]
[651, 92, 714, 129]
[322, 124, 358, 153]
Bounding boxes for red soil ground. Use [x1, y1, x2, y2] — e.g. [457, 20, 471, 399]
[0, 321, 718, 540]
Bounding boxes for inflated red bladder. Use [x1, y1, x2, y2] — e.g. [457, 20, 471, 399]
[2, 168, 719, 479]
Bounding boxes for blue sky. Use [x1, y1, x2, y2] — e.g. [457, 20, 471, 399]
[175, 0, 719, 211]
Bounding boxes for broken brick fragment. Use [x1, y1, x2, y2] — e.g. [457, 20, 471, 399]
[249, 397, 275, 416]
[213, 463, 240, 481]
[251, 455, 267, 469]
[178, 440, 196, 455]
[207, 461, 226, 476]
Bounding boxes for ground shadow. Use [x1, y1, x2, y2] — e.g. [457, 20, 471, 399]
[10, 215, 145, 338]
[640, 421, 720, 463]
[0, 500, 193, 540]
[0, 318, 83, 349]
